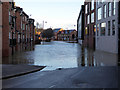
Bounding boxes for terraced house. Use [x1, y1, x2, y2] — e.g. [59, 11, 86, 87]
[1, 1, 35, 57]
[84, 0, 96, 49]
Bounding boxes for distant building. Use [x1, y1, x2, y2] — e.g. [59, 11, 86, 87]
[57, 29, 77, 41]
[53, 28, 62, 40]
[77, 5, 85, 45]
[96, 1, 119, 53]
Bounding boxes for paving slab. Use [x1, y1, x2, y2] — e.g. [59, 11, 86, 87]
[1, 64, 45, 79]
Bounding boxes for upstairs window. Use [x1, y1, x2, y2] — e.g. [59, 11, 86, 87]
[91, 0, 94, 10]
[113, 0, 116, 15]
[98, 7, 102, 20]
[103, 5, 106, 18]
[85, 5, 88, 14]
[108, 2, 112, 17]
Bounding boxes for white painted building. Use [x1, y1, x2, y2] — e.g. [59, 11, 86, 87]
[96, 0, 119, 53]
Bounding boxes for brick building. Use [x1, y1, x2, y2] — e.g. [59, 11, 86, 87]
[84, 0, 96, 49]
[15, 6, 23, 51]
[2, 2, 16, 57]
[53, 28, 62, 40]
[1, 1, 35, 57]
[57, 29, 77, 41]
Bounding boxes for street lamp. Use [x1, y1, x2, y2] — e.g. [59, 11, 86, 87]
[43, 21, 47, 29]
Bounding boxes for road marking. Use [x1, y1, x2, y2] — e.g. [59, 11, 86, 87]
[70, 68, 86, 79]
[49, 85, 56, 88]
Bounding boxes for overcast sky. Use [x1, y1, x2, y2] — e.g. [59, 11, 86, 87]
[14, 0, 84, 29]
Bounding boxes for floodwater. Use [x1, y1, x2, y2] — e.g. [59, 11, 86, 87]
[2, 41, 118, 71]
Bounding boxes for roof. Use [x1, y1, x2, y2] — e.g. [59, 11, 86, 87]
[53, 28, 62, 33]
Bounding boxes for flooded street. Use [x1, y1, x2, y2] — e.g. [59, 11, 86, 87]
[2, 41, 118, 71]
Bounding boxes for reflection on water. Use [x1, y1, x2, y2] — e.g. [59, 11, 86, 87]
[2, 41, 118, 70]
[77, 45, 118, 67]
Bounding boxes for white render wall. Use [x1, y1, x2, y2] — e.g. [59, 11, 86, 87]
[96, 2, 118, 53]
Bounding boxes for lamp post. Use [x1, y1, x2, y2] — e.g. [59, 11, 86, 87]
[43, 21, 47, 29]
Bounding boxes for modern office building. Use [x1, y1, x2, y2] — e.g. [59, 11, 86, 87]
[96, 1, 119, 53]
[77, 5, 85, 45]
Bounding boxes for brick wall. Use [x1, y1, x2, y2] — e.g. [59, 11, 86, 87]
[2, 2, 10, 57]
[0, 2, 2, 61]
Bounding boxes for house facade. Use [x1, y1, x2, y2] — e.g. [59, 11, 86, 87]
[1, 1, 35, 57]
[57, 29, 77, 41]
[84, 0, 96, 49]
[2, 2, 16, 57]
[96, 0, 119, 53]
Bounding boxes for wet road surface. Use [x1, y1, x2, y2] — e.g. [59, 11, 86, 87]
[2, 67, 118, 88]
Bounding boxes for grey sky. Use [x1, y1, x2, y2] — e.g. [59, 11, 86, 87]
[15, 0, 84, 29]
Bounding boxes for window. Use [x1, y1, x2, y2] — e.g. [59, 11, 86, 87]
[21, 20, 22, 29]
[112, 20, 115, 35]
[97, 24, 99, 36]
[91, 13, 94, 23]
[93, 25, 96, 35]
[26, 25, 27, 30]
[108, 2, 112, 17]
[103, 5, 106, 18]
[97, 0, 102, 5]
[85, 5, 87, 14]
[88, 27, 89, 36]
[98, 7, 102, 20]
[113, 0, 116, 15]
[108, 21, 111, 36]
[23, 16, 24, 21]
[23, 24, 25, 30]
[100, 22, 106, 36]
[102, 0, 106, 2]
[91, 0, 94, 10]
[85, 27, 88, 35]
[9, 11, 11, 23]
[87, 15, 90, 24]
[85, 5, 88, 14]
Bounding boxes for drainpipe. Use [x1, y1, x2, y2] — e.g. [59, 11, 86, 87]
[12, 31, 14, 55]
[118, 1, 120, 66]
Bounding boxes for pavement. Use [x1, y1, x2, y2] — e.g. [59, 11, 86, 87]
[1, 64, 46, 79]
[2, 66, 120, 88]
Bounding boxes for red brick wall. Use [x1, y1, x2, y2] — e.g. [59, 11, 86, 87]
[2, 2, 10, 57]
[84, 1, 96, 49]
[15, 9, 21, 51]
